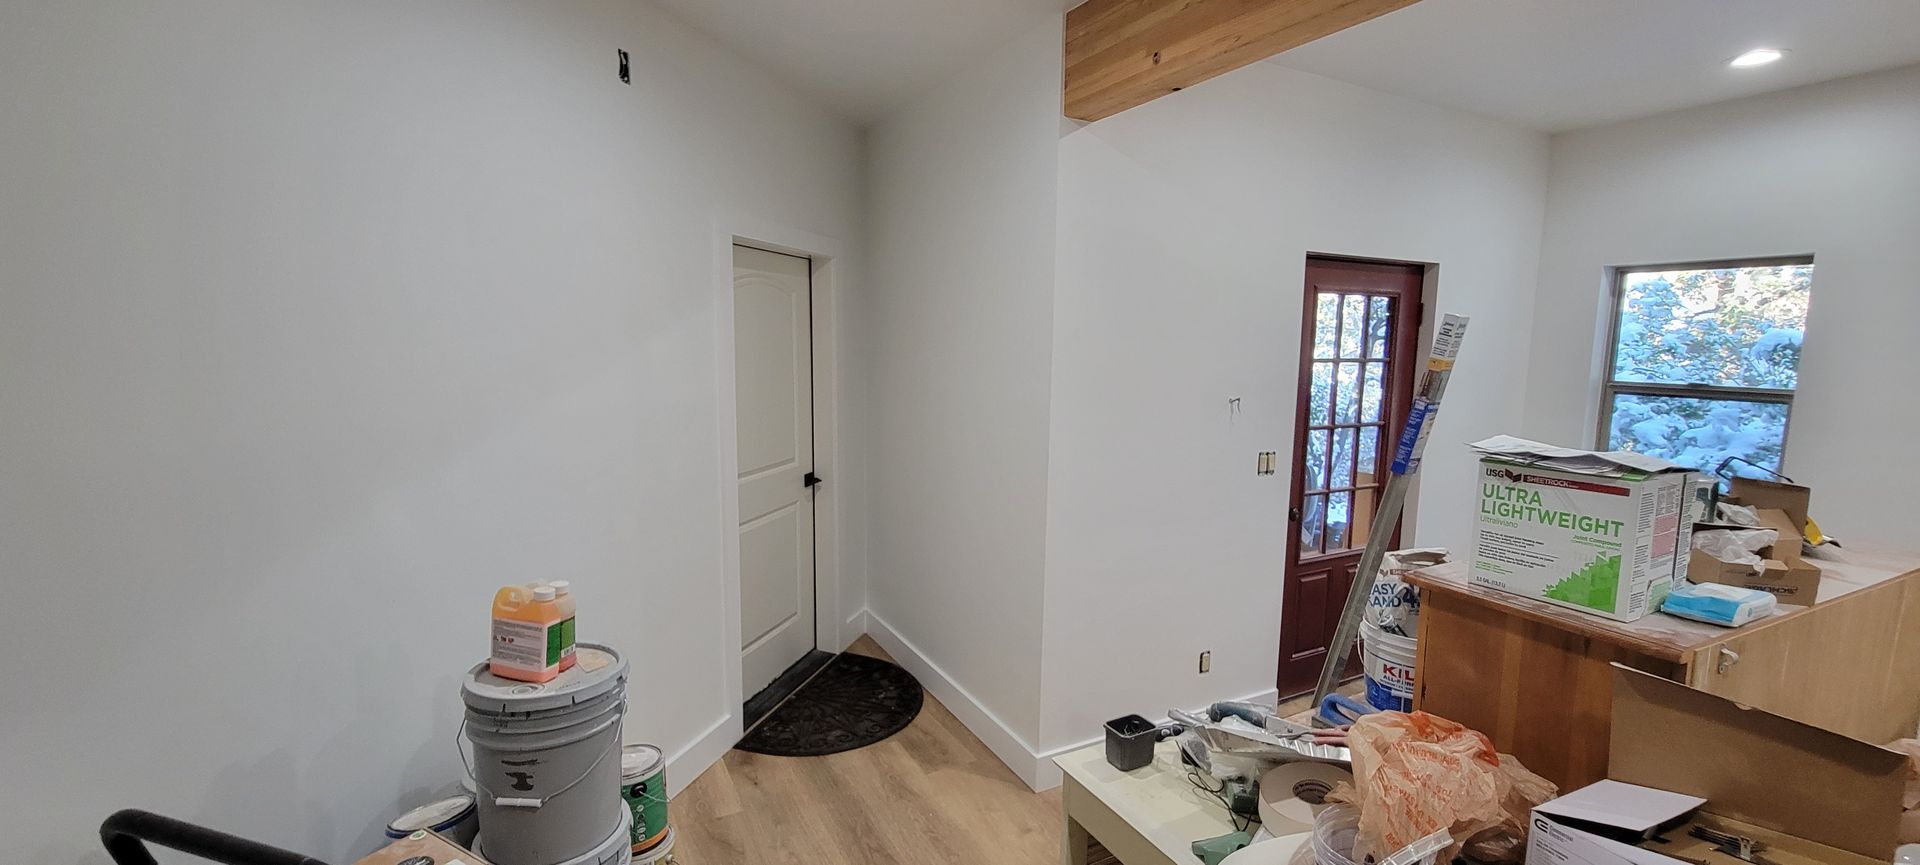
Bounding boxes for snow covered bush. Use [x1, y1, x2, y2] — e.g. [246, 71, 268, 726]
[1606, 263, 1812, 475]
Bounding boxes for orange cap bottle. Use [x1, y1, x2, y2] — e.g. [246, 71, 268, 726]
[489, 584, 565, 683]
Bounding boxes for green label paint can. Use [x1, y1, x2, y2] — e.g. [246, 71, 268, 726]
[621, 744, 669, 854]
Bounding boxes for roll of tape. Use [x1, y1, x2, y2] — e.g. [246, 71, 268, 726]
[1257, 762, 1353, 835]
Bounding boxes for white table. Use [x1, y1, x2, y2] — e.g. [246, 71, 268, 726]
[1055, 741, 1310, 865]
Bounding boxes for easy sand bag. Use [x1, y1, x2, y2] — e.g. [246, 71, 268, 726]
[463, 643, 630, 865]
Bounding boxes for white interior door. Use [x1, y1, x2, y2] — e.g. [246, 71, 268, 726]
[734, 245, 816, 701]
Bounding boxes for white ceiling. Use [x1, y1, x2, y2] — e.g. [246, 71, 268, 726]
[656, 0, 1920, 131]
[1270, 0, 1920, 133]
[650, 0, 1068, 123]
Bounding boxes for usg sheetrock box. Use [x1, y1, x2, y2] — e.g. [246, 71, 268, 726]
[1468, 437, 1696, 622]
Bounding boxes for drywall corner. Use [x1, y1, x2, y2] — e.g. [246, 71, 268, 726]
[863, 12, 1064, 763]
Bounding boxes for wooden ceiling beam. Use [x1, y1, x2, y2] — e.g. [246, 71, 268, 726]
[1064, 0, 1423, 122]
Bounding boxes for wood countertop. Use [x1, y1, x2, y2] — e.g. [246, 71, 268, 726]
[1404, 546, 1920, 664]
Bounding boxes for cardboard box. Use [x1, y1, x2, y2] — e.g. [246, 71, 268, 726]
[1526, 666, 1908, 865]
[1688, 507, 1823, 602]
[1472, 455, 1696, 622]
[1726, 475, 1812, 530]
[353, 830, 489, 865]
[1687, 550, 1821, 601]
[1674, 473, 1711, 585]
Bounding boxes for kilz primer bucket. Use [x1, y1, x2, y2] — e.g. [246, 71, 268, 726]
[464, 643, 630, 865]
[1359, 622, 1416, 712]
[620, 744, 670, 855]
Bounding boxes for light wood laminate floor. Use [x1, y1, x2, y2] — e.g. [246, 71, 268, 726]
[668, 637, 1344, 864]
[670, 637, 1064, 864]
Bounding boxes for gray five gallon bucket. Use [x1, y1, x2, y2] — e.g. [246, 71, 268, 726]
[463, 643, 630, 865]
[479, 806, 633, 865]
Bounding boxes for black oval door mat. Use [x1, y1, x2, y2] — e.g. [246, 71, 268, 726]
[734, 653, 924, 757]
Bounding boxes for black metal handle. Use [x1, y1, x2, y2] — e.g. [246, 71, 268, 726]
[803, 471, 823, 489]
[101, 810, 330, 865]
[1715, 455, 1793, 484]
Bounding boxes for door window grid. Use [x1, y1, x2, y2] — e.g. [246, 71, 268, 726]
[1302, 292, 1394, 557]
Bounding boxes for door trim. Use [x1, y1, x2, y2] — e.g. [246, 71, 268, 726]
[710, 216, 849, 754]
[1276, 255, 1428, 698]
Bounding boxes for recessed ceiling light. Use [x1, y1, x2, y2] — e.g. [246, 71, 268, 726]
[1729, 48, 1786, 68]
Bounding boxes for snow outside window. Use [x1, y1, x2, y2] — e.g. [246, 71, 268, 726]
[1599, 257, 1813, 479]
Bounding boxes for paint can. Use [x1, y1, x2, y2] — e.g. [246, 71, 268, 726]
[620, 744, 670, 855]
[463, 643, 630, 865]
[632, 827, 675, 865]
[479, 805, 633, 865]
[1359, 622, 1416, 712]
[384, 793, 479, 849]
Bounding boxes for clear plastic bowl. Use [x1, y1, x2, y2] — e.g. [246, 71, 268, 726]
[1310, 804, 1363, 865]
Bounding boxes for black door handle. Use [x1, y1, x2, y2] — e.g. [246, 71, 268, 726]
[1289, 506, 1301, 522]
[803, 471, 823, 489]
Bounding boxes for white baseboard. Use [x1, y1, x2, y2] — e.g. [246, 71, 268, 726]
[841, 607, 870, 649]
[658, 607, 888, 799]
[855, 612, 1290, 793]
[862, 611, 1052, 789]
[662, 712, 738, 798]
[658, 610, 901, 799]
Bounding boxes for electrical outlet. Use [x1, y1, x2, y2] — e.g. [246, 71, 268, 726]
[1198, 650, 1212, 674]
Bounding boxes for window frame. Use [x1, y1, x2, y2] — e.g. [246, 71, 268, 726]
[1594, 255, 1813, 473]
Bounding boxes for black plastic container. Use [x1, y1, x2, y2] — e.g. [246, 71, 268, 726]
[1104, 714, 1162, 771]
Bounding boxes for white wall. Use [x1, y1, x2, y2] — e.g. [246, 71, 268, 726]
[0, 2, 864, 862]
[1038, 63, 1550, 754]
[1524, 64, 1920, 547]
[863, 16, 1063, 770]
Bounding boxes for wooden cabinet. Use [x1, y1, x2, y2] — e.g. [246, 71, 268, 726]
[1405, 549, 1920, 792]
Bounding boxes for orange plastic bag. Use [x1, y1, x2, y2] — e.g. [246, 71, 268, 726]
[1332, 711, 1555, 863]
[1463, 754, 1558, 863]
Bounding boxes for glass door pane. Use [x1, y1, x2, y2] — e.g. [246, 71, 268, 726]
[1304, 291, 1398, 557]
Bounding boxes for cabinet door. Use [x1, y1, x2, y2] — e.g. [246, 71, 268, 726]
[1688, 578, 1920, 746]
[1415, 590, 1684, 792]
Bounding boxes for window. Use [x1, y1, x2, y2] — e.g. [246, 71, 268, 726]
[1599, 257, 1813, 477]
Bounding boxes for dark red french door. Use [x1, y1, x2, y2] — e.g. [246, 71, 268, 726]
[1276, 258, 1423, 698]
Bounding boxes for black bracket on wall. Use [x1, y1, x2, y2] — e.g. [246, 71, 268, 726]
[618, 49, 631, 84]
